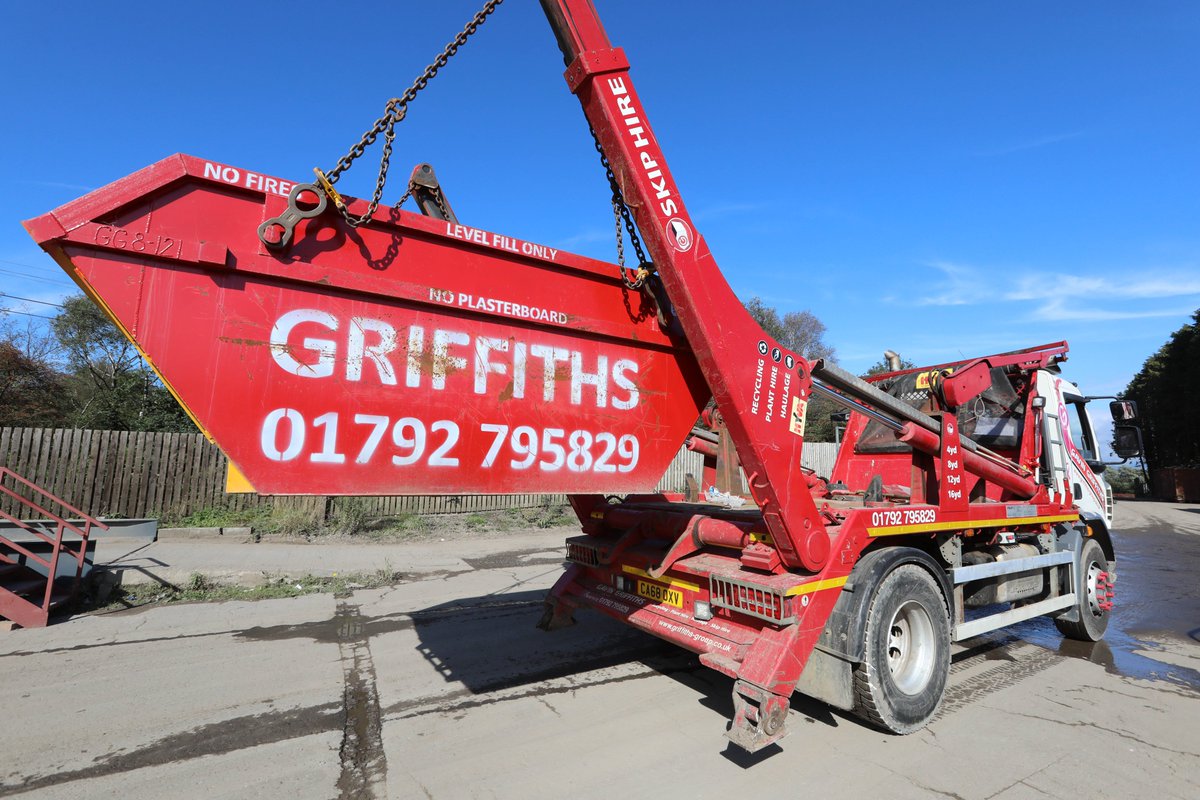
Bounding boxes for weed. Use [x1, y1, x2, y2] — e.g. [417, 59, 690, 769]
[84, 568, 405, 613]
[187, 572, 213, 592]
[465, 513, 489, 530]
[163, 506, 271, 529]
[328, 498, 372, 535]
[516, 500, 572, 529]
[393, 511, 432, 536]
[262, 507, 322, 537]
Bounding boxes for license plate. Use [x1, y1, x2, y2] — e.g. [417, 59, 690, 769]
[637, 579, 683, 608]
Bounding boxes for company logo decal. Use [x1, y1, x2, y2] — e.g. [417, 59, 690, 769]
[666, 218, 693, 252]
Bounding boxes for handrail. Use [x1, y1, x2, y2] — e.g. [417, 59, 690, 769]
[0, 484, 98, 540]
[0, 514, 88, 566]
[0, 466, 106, 623]
[0, 508, 64, 547]
[0, 467, 108, 529]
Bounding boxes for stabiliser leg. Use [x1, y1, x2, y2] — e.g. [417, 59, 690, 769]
[537, 565, 580, 632]
[724, 622, 810, 750]
[728, 679, 791, 752]
[537, 600, 576, 631]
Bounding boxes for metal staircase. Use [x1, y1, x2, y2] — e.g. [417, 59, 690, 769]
[0, 467, 107, 629]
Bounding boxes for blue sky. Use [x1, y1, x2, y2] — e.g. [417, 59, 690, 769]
[3, 1, 1197, 455]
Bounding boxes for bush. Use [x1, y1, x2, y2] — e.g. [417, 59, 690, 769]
[1106, 466, 1146, 496]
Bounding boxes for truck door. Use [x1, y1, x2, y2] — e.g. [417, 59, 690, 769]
[1057, 390, 1108, 519]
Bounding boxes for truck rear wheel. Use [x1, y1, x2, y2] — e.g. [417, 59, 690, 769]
[1054, 538, 1111, 642]
[852, 563, 950, 733]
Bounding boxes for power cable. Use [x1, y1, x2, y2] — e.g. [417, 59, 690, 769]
[0, 265, 74, 286]
[0, 308, 56, 321]
[0, 257, 57, 271]
[0, 292, 64, 309]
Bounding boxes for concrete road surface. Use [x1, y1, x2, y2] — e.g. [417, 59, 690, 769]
[1, 501, 1197, 799]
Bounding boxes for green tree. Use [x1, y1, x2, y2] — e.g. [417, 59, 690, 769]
[51, 296, 194, 432]
[1122, 310, 1200, 468]
[1104, 466, 1146, 496]
[0, 341, 68, 426]
[743, 297, 839, 441]
[743, 297, 835, 362]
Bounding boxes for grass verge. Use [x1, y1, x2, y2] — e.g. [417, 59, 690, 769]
[81, 568, 400, 614]
[162, 502, 575, 540]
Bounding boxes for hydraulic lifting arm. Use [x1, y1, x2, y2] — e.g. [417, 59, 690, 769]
[539, 0, 831, 572]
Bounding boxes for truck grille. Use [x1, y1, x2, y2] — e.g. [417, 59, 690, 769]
[565, 537, 602, 567]
[709, 575, 796, 625]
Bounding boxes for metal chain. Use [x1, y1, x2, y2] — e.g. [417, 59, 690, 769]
[589, 127, 652, 289]
[430, 185, 451, 219]
[613, 200, 626, 267]
[323, 0, 505, 226]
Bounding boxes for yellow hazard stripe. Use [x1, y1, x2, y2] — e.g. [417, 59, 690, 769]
[621, 565, 702, 594]
[785, 576, 848, 596]
[624, 565, 845, 598]
[65, 263, 219, 445]
[867, 513, 1078, 538]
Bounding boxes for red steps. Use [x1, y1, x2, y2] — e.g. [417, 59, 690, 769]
[0, 467, 107, 629]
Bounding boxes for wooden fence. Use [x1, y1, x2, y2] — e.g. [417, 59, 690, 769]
[0, 426, 838, 520]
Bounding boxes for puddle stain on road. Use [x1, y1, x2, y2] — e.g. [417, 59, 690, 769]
[333, 601, 388, 800]
[0, 702, 343, 797]
[1004, 520, 1200, 694]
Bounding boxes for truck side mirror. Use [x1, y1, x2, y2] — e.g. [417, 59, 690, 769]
[1112, 425, 1143, 459]
[1110, 400, 1138, 423]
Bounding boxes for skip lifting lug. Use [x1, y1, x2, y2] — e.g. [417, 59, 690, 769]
[257, 182, 328, 250]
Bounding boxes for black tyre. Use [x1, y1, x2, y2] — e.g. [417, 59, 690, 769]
[1054, 538, 1111, 642]
[853, 563, 951, 733]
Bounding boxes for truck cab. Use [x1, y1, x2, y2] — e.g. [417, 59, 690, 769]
[1039, 373, 1114, 528]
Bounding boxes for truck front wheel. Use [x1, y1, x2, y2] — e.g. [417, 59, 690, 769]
[852, 563, 951, 733]
[1054, 538, 1111, 642]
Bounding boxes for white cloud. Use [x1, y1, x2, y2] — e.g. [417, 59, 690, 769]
[1006, 273, 1200, 302]
[911, 261, 989, 306]
[1025, 296, 1195, 323]
[909, 260, 1200, 322]
[973, 131, 1087, 157]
